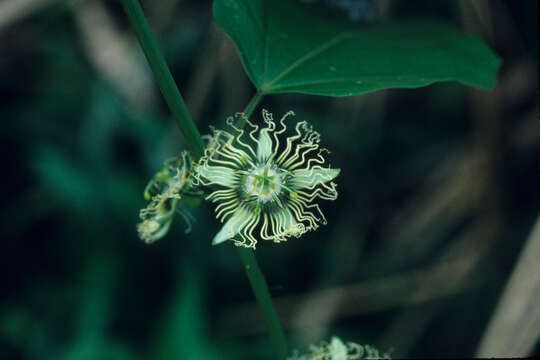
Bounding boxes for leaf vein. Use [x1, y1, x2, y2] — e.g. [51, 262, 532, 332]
[260, 31, 353, 92]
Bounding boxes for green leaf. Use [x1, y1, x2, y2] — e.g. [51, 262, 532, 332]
[213, 0, 501, 96]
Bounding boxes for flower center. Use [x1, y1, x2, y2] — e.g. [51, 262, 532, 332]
[245, 167, 281, 202]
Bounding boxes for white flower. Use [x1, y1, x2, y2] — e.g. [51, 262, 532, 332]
[195, 110, 339, 248]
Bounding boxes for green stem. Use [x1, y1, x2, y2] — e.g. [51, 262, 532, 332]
[236, 91, 264, 128]
[236, 247, 288, 360]
[121, 2, 286, 358]
[120, 0, 204, 160]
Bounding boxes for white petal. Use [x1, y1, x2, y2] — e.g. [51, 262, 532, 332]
[212, 207, 254, 245]
[256, 129, 273, 163]
[198, 165, 238, 188]
[291, 168, 340, 189]
[278, 206, 298, 232]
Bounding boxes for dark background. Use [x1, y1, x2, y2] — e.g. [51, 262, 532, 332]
[0, 0, 538, 359]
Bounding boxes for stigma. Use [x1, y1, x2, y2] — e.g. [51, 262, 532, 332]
[244, 166, 282, 202]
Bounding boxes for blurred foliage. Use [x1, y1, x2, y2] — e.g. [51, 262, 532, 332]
[0, 0, 538, 359]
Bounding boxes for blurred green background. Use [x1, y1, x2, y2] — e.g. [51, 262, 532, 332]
[1, 0, 538, 359]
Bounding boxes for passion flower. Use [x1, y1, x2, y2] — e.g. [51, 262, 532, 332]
[195, 110, 339, 248]
[289, 336, 391, 360]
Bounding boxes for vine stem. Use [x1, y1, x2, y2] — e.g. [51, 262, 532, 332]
[236, 91, 264, 127]
[121, 2, 286, 358]
[120, 0, 204, 160]
[236, 248, 288, 359]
